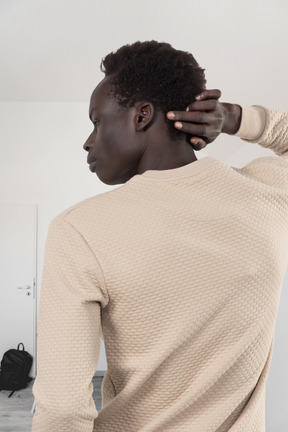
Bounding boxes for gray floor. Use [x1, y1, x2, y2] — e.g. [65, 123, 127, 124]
[0, 375, 104, 431]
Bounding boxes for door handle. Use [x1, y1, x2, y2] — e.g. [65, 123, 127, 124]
[17, 285, 31, 290]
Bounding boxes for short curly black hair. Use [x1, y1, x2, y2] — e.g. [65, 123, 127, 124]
[100, 41, 206, 139]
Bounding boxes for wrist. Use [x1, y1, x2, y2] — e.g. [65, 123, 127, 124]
[221, 103, 242, 135]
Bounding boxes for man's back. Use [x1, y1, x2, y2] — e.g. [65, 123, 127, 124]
[33, 105, 288, 430]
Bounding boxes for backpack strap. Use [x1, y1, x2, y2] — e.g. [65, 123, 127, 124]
[17, 343, 25, 351]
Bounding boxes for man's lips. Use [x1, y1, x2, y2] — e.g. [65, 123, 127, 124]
[87, 156, 96, 164]
[87, 158, 97, 172]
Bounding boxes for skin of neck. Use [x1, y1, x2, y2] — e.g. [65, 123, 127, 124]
[136, 109, 198, 174]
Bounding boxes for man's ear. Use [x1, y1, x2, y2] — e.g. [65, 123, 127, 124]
[134, 102, 154, 131]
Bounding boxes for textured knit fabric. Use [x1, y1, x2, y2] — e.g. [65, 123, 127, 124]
[32, 106, 288, 432]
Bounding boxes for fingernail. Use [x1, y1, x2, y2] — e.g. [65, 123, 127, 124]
[186, 106, 189, 112]
[195, 95, 201, 100]
[174, 122, 182, 129]
[166, 112, 175, 119]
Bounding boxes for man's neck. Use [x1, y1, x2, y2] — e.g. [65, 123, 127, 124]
[137, 137, 198, 174]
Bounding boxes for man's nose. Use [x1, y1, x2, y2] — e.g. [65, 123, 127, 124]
[83, 133, 93, 151]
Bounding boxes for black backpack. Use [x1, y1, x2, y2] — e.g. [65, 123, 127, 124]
[0, 342, 33, 398]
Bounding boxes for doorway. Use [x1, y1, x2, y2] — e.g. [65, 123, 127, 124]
[0, 204, 37, 377]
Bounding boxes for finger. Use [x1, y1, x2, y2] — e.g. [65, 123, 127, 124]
[174, 121, 207, 137]
[195, 89, 221, 101]
[167, 111, 210, 123]
[167, 100, 218, 121]
[190, 137, 207, 151]
[186, 98, 219, 112]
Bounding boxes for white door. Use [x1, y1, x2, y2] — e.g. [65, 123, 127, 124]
[0, 204, 37, 377]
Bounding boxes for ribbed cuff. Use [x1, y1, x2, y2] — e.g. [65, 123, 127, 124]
[233, 105, 267, 141]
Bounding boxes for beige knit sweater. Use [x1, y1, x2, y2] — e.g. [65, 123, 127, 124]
[32, 106, 288, 431]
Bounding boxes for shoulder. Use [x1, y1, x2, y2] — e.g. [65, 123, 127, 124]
[51, 180, 138, 232]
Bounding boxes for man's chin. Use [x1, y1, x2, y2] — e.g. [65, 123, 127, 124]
[96, 170, 123, 186]
[93, 165, 134, 185]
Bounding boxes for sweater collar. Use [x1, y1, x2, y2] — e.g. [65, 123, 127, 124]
[140, 156, 216, 180]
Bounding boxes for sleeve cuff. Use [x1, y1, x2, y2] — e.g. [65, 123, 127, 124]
[234, 105, 267, 141]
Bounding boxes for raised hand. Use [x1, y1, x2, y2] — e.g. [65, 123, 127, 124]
[166, 90, 241, 151]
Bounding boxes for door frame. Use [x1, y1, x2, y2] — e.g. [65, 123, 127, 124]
[32, 204, 38, 378]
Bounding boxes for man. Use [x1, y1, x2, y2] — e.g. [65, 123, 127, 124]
[32, 41, 288, 431]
